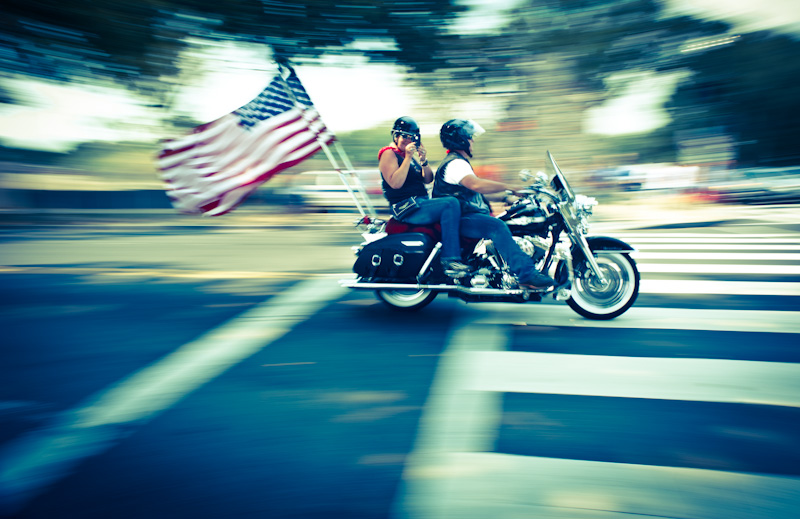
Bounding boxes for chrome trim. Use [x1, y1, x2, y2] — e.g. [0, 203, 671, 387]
[418, 242, 441, 278]
[595, 249, 635, 254]
[338, 279, 524, 295]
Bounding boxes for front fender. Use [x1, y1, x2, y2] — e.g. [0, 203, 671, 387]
[571, 236, 636, 264]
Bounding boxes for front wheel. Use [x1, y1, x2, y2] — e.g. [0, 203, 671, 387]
[567, 253, 639, 320]
[376, 289, 438, 312]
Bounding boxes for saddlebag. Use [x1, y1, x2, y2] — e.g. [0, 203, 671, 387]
[353, 233, 435, 280]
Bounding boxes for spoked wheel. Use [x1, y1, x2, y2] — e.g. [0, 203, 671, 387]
[567, 252, 639, 320]
[375, 288, 438, 312]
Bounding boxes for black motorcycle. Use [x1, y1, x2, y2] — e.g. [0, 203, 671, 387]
[340, 151, 639, 320]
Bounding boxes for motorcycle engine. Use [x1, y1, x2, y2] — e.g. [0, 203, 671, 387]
[513, 236, 535, 257]
[514, 236, 550, 265]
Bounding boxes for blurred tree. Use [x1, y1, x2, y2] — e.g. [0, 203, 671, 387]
[668, 31, 800, 167]
[3, 0, 797, 169]
[437, 0, 799, 167]
[410, 0, 733, 171]
[0, 0, 465, 101]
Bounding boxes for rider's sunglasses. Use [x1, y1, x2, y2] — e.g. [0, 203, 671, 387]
[394, 131, 420, 143]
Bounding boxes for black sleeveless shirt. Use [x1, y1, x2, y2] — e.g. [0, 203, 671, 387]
[380, 148, 428, 205]
[432, 152, 491, 214]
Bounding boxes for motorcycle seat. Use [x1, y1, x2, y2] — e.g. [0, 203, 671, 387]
[385, 218, 441, 239]
[384, 218, 481, 249]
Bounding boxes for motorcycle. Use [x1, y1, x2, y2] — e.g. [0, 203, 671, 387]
[339, 151, 639, 320]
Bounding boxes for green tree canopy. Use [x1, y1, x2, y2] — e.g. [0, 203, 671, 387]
[0, 0, 465, 93]
[669, 31, 800, 166]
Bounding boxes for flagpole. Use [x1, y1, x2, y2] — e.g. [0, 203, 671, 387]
[319, 141, 372, 219]
[274, 63, 377, 220]
[333, 141, 377, 218]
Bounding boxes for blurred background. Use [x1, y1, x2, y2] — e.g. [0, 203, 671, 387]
[1, 0, 799, 212]
[2, 4, 800, 518]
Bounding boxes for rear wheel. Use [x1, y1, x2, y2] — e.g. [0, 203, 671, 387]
[376, 289, 437, 311]
[567, 252, 639, 320]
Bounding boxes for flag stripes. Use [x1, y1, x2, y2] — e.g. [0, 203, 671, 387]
[157, 67, 334, 216]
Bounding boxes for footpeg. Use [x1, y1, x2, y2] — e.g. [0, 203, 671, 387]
[554, 288, 571, 300]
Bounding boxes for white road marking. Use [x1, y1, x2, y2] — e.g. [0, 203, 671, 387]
[634, 252, 800, 261]
[622, 237, 800, 243]
[393, 317, 507, 519]
[393, 308, 800, 518]
[475, 304, 800, 334]
[391, 231, 800, 517]
[641, 279, 800, 296]
[466, 351, 800, 407]
[635, 243, 800, 250]
[639, 263, 800, 274]
[392, 315, 800, 519]
[419, 452, 800, 519]
[610, 233, 799, 240]
[0, 277, 346, 514]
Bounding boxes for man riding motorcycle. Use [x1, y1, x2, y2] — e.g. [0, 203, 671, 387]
[432, 119, 555, 290]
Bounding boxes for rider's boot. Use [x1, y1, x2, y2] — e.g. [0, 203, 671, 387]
[519, 271, 556, 291]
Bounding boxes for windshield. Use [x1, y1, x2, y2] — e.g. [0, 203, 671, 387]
[466, 119, 485, 140]
[545, 151, 575, 202]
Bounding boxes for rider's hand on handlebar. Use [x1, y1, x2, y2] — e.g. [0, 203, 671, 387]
[507, 186, 531, 197]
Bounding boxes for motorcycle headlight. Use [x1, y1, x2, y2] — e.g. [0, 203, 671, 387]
[575, 195, 598, 214]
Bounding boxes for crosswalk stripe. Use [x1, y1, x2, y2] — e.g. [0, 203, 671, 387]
[638, 263, 800, 274]
[609, 233, 798, 239]
[393, 320, 507, 519]
[621, 237, 800, 244]
[634, 252, 800, 260]
[396, 228, 800, 519]
[465, 351, 800, 407]
[635, 243, 800, 250]
[640, 279, 800, 296]
[394, 313, 800, 519]
[425, 452, 800, 519]
[473, 304, 800, 334]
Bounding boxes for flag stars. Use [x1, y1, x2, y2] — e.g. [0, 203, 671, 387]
[158, 68, 335, 216]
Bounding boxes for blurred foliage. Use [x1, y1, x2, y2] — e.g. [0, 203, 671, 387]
[668, 31, 800, 167]
[0, 0, 465, 99]
[0, 144, 66, 165]
[408, 0, 737, 171]
[410, 0, 799, 169]
[1, 0, 799, 172]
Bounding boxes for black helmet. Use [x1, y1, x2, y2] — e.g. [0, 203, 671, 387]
[391, 116, 420, 142]
[440, 119, 485, 157]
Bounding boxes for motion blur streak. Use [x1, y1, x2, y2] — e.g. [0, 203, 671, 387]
[0, 277, 345, 515]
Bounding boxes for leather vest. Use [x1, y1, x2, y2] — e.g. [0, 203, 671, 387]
[432, 152, 491, 214]
[380, 148, 427, 205]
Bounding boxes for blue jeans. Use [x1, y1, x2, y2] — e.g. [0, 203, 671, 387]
[459, 212, 537, 283]
[401, 197, 462, 261]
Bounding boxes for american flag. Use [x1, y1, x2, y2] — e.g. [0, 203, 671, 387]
[157, 67, 335, 216]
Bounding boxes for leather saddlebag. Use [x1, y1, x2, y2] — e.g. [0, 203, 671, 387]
[353, 233, 435, 280]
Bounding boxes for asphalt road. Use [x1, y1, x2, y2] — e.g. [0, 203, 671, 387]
[1, 208, 799, 518]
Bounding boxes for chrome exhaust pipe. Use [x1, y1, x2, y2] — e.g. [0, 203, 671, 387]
[338, 278, 525, 296]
